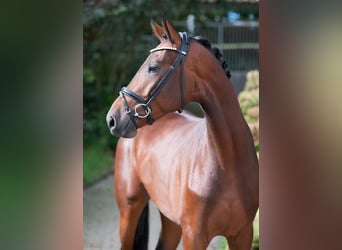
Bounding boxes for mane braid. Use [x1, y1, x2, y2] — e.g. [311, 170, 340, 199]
[192, 36, 231, 79]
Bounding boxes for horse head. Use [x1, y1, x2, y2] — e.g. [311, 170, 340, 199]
[106, 19, 194, 138]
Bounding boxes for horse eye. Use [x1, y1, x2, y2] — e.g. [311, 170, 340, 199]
[148, 65, 159, 73]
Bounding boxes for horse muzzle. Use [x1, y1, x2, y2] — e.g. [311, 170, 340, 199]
[106, 112, 137, 138]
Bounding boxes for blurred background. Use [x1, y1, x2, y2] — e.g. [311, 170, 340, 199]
[83, 0, 259, 249]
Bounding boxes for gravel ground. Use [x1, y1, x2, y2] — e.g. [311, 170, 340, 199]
[83, 174, 227, 250]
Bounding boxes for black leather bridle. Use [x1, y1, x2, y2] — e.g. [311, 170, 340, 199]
[119, 32, 190, 126]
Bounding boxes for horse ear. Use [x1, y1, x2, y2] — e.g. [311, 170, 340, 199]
[151, 19, 167, 42]
[161, 19, 180, 45]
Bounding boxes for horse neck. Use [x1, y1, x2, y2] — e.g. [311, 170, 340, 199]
[192, 63, 251, 168]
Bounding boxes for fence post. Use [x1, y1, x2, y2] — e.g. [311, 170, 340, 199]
[217, 22, 224, 50]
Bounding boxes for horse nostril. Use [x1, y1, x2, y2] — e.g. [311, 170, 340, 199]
[108, 115, 117, 129]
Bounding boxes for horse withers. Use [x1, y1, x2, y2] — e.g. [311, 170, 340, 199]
[106, 19, 259, 250]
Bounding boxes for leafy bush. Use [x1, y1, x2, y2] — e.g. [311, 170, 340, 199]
[238, 70, 259, 146]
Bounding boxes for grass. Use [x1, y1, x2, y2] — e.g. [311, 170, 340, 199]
[252, 209, 260, 249]
[83, 145, 114, 187]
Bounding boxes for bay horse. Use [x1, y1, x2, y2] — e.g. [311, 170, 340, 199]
[106, 19, 259, 250]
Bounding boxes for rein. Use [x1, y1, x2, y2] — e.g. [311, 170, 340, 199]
[119, 32, 190, 126]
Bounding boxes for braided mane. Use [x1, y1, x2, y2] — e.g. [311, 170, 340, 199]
[192, 36, 231, 79]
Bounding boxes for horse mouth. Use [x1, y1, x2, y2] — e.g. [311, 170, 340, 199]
[122, 120, 137, 138]
[111, 119, 137, 138]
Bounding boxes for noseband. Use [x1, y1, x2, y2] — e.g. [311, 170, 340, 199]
[119, 32, 190, 126]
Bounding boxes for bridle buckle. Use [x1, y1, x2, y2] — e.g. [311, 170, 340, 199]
[134, 103, 151, 119]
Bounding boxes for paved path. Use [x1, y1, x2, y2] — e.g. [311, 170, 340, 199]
[84, 174, 227, 250]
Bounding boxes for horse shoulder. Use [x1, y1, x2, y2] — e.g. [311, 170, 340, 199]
[127, 112, 206, 222]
